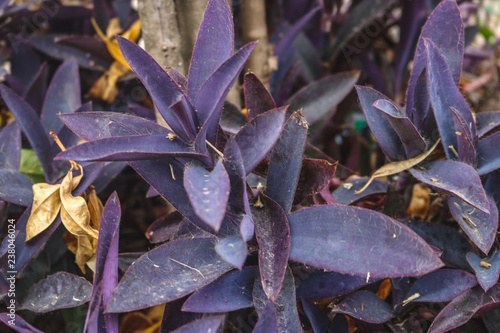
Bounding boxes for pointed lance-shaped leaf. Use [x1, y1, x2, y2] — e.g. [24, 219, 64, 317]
[105, 238, 232, 313]
[184, 159, 230, 232]
[332, 178, 388, 205]
[301, 298, 333, 333]
[0, 84, 53, 181]
[428, 284, 500, 333]
[466, 252, 500, 292]
[252, 194, 291, 301]
[266, 111, 308, 213]
[476, 131, 500, 176]
[116, 36, 191, 140]
[244, 72, 276, 120]
[187, 0, 234, 102]
[406, 269, 477, 304]
[253, 300, 279, 333]
[450, 107, 476, 164]
[0, 313, 43, 333]
[41, 58, 81, 135]
[425, 38, 476, 159]
[253, 267, 302, 333]
[329, 290, 394, 324]
[18, 272, 92, 313]
[287, 71, 359, 125]
[410, 160, 489, 213]
[59, 111, 169, 141]
[234, 107, 287, 175]
[194, 42, 257, 154]
[372, 99, 426, 158]
[85, 192, 121, 333]
[476, 110, 500, 138]
[448, 196, 498, 255]
[406, 0, 464, 117]
[223, 137, 248, 215]
[0, 120, 21, 170]
[182, 266, 256, 313]
[293, 158, 337, 205]
[288, 205, 443, 277]
[355, 86, 405, 161]
[170, 95, 198, 140]
[55, 134, 207, 162]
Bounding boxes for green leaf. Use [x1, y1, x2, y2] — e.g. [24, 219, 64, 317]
[20, 149, 45, 183]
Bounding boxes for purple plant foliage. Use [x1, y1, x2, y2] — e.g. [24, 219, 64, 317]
[171, 315, 225, 333]
[329, 290, 394, 324]
[466, 252, 500, 292]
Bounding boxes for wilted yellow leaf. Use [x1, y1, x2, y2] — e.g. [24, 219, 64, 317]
[63, 231, 95, 274]
[355, 139, 442, 195]
[25, 183, 62, 242]
[406, 183, 431, 219]
[60, 167, 98, 239]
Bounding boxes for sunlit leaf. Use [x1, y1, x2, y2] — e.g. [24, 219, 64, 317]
[25, 182, 61, 242]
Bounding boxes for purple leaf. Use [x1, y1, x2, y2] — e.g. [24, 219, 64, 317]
[168, 67, 188, 93]
[219, 101, 247, 134]
[1, 125, 24, 173]
[25, 62, 48, 114]
[184, 159, 230, 231]
[476, 110, 500, 138]
[355, 86, 404, 161]
[53, 102, 93, 156]
[406, 269, 477, 304]
[295, 267, 380, 299]
[428, 284, 500, 333]
[410, 160, 489, 213]
[425, 38, 475, 159]
[105, 238, 231, 313]
[302, 298, 332, 333]
[234, 107, 287, 175]
[18, 272, 92, 313]
[329, 291, 394, 324]
[0, 170, 34, 206]
[253, 301, 279, 333]
[160, 298, 201, 332]
[0, 84, 53, 181]
[129, 158, 211, 232]
[59, 111, 169, 141]
[252, 194, 291, 300]
[332, 178, 388, 205]
[55, 134, 204, 162]
[294, 159, 337, 205]
[41, 58, 81, 135]
[288, 205, 443, 277]
[215, 235, 247, 269]
[450, 107, 476, 164]
[372, 99, 426, 158]
[146, 211, 185, 244]
[448, 196, 498, 255]
[403, 219, 473, 270]
[244, 73, 276, 120]
[187, 0, 233, 102]
[406, 0, 464, 117]
[171, 316, 225, 333]
[85, 193, 121, 333]
[170, 95, 198, 140]
[266, 111, 308, 213]
[287, 71, 359, 124]
[467, 252, 500, 292]
[194, 42, 257, 153]
[477, 131, 500, 176]
[0, 313, 43, 333]
[116, 36, 190, 139]
[223, 137, 248, 215]
[253, 267, 302, 333]
[182, 267, 256, 313]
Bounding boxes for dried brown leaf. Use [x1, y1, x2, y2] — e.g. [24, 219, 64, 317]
[25, 183, 62, 242]
[60, 168, 98, 238]
[406, 183, 432, 219]
[88, 185, 103, 230]
[355, 139, 441, 195]
[63, 231, 95, 274]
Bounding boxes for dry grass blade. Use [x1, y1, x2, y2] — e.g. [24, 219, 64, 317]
[60, 167, 98, 238]
[355, 139, 442, 195]
[25, 183, 62, 242]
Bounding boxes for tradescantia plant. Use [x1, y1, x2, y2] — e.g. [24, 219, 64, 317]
[5, 0, 500, 332]
[48, 0, 459, 331]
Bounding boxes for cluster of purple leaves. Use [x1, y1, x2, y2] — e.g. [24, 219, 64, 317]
[1, 0, 500, 332]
